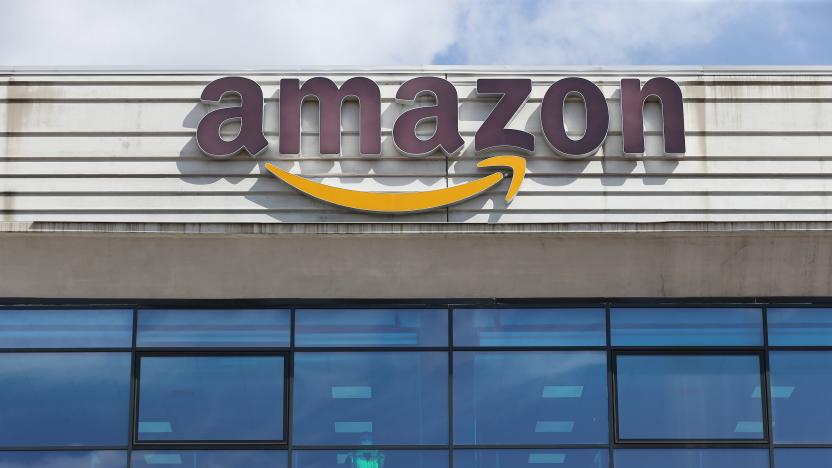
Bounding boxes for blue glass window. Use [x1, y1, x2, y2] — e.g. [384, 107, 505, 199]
[137, 355, 285, 441]
[0, 352, 130, 446]
[293, 450, 447, 468]
[774, 449, 832, 468]
[0, 451, 126, 468]
[137, 309, 290, 347]
[132, 451, 287, 468]
[295, 309, 447, 347]
[293, 352, 447, 445]
[616, 354, 763, 440]
[768, 308, 832, 346]
[615, 449, 769, 468]
[611, 308, 763, 346]
[454, 351, 608, 444]
[454, 450, 609, 468]
[453, 308, 606, 347]
[770, 351, 832, 443]
[0, 309, 132, 348]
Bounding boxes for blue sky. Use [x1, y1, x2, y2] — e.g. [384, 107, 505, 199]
[0, 0, 829, 66]
[635, 1, 832, 65]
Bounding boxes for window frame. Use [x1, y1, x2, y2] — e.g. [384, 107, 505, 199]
[293, 306, 450, 349]
[613, 447, 772, 468]
[611, 349, 771, 445]
[766, 349, 832, 444]
[0, 450, 130, 468]
[451, 305, 608, 349]
[451, 348, 611, 446]
[609, 306, 765, 348]
[0, 349, 133, 449]
[0, 304, 136, 353]
[132, 350, 290, 448]
[290, 348, 451, 448]
[766, 305, 832, 348]
[129, 449, 289, 468]
[135, 308, 292, 349]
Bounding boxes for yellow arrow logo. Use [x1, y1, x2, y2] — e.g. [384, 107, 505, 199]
[264, 155, 526, 213]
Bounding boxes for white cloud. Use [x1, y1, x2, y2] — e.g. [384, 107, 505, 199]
[0, 0, 803, 67]
[0, 0, 465, 66]
[452, 0, 750, 64]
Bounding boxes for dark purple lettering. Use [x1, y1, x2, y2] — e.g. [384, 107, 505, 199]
[475, 79, 534, 153]
[279, 77, 381, 155]
[621, 77, 686, 155]
[393, 77, 464, 156]
[196, 76, 268, 158]
[540, 77, 609, 159]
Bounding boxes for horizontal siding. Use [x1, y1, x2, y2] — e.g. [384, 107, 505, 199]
[0, 69, 831, 223]
[1, 134, 830, 158]
[4, 82, 832, 101]
[9, 159, 832, 177]
[1, 100, 830, 134]
[6, 176, 832, 194]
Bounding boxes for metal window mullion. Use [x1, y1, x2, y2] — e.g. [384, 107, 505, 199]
[288, 306, 295, 468]
[448, 305, 454, 468]
[606, 303, 615, 468]
[127, 307, 139, 467]
[763, 304, 776, 468]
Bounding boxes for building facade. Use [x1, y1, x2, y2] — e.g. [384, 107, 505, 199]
[0, 67, 831, 467]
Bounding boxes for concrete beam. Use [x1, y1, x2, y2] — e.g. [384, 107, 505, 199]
[0, 230, 830, 299]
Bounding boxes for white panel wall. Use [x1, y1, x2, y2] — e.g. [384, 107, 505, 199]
[1, 67, 831, 223]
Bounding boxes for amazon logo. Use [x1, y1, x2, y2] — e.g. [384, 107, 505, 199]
[195, 75, 685, 214]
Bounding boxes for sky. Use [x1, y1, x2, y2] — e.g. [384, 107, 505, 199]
[0, 0, 829, 67]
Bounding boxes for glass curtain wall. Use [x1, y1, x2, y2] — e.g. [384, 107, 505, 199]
[0, 305, 829, 467]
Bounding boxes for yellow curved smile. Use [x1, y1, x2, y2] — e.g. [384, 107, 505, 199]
[264, 155, 526, 214]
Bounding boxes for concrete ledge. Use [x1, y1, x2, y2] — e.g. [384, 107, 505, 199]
[6, 221, 832, 236]
[1, 229, 831, 299]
